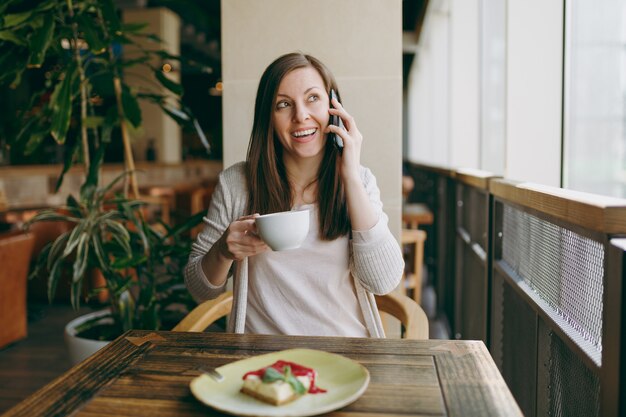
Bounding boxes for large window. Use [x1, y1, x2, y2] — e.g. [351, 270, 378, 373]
[480, 0, 507, 175]
[564, 0, 626, 197]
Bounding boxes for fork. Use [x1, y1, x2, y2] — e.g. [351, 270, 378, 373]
[198, 366, 224, 382]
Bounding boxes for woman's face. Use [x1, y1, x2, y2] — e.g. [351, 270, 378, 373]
[272, 67, 330, 164]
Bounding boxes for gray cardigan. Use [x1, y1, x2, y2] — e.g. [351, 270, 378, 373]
[184, 162, 404, 337]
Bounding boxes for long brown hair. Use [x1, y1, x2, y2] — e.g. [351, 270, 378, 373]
[246, 52, 350, 240]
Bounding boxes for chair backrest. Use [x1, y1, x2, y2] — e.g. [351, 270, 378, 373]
[374, 291, 429, 339]
[172, 291, 233, 332]
[173, 290, 429, 339]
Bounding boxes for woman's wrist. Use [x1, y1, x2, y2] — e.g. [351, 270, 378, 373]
[341, 169, 361, 187]
[215, 235, 231, 261]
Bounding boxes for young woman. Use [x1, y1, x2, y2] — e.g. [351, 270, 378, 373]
[184, 52, 404, 337]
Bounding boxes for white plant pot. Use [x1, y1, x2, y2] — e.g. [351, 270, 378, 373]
[64, 310, 112, 365]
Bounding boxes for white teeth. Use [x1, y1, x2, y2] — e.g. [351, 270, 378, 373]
[292, 128, 316, 138]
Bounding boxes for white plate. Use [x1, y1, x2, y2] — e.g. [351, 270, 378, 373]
[190, 348, 370, 417]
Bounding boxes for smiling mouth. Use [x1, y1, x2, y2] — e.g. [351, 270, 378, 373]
[291, 128, 317, 139]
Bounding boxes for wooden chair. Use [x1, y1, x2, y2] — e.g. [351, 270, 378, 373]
[0, 230, 35, 348]
[401, 228, 427, 305]
[374, 291, 429, 339]
[172, 291, 233, 332]
[402, 202, 434, 229]
[173, 290, 429, 339]
[400, 171, 431, 305]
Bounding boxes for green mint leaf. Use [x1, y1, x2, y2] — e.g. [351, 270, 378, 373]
[262, 367, 285, 383]
[287, 375, 307, 395]
[283, 366, 306, 395]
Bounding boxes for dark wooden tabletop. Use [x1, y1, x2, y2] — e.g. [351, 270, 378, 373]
[3, 331, 523, 417]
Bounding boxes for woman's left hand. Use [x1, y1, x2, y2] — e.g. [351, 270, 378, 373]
[326, 97, 363, 181]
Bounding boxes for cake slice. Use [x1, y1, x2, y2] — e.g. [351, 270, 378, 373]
[241, 360, 326, 405]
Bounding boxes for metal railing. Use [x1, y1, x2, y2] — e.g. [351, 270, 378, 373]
[454, 169, 499, 343]
[405, 161, 626, 417]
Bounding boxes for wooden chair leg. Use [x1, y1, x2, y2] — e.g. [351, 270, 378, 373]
[401, 229, 427, 305]
[412, 231, 425, 304]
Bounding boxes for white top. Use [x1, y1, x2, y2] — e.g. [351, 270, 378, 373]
[245, 204, 368, 337]
[184, 162, 405, 336]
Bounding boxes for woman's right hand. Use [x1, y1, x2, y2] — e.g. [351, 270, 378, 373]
[217, 214, 268, 261]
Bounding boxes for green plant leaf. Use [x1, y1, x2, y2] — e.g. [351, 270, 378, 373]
[27, 210, 78, 224]
[92, 234, 110, 272]
[110, 254, 146, 269]
[70, 277, 84, 309]
[119, 56, 151, 68]
[164, 102, 210, 154]
[131, 32, 162, 43]
[98, 0, 121, 34]
[118, 290, 136, 331]
[80, 184, 96, 207]
[84, 116, 105, 128]
[55, 139, 81, 192]
[166, 211, 205, 239]
[154, 69, 183, 96]
[120, 22, 148, 33]
[8, 66, 25, 89]
[47, 232, 71, 272]
[0, 30, 27, 46]
[0, 0, 18, 15]
[2, 11, 33, 29]
[192, 118, 210, 154]
[72, 233, 90, 283]
[112, 33, 132, 45]
[49, 64, 77, 144]
[105, 220, 132, 256]
[14, 114, 40, 148]
[24, 130, 47, 155]
[62, 221, 87, 258]
[76, 14, 107, 54]
[98, 170, 131, 199]
[27, 15, 55, 68]
[106, 219, 131, 242]
[153, 50, 183, 62]
[82, 143, 106, 202]
[47, 257, 64, 303]
[33, 0, 57, 14]
[121, 85, 141, 127]
[73, 313, 114, 334]
[160, 103, 189, 123]
[98, 106, 118, 145]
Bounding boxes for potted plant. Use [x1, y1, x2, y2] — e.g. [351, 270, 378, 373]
[28, 172, 203, 363]
[1, 0, 209, 362]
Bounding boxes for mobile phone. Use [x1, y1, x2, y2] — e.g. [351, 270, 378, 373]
[328, 89, 344, 152]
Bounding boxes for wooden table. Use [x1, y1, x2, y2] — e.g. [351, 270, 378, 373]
[4, 331, 523, 417]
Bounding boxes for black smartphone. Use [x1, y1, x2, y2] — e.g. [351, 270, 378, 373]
[329, 89, 344, 152]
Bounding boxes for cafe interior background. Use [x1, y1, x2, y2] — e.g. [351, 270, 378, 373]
[1, 0, 626, 416]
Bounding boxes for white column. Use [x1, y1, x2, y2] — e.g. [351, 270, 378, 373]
[221, 0, 403, 240]
[123, 8, 182, 164]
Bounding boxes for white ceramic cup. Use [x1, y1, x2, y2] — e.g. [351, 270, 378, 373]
[255, 209, 310, 251]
